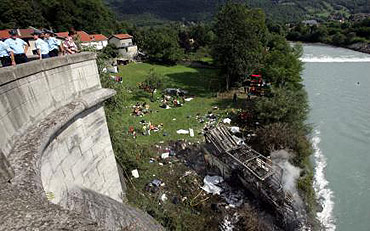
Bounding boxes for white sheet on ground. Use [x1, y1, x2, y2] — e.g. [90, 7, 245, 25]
[201, 175, 224, 195]
[177, 129, 189, 134]
[223, 118, 231, 124]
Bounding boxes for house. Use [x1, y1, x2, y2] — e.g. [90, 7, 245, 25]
[89, 34, 108, 50]
[56, 31, 107, 50]
[108, 34, 138, 61]
[0, 28, 38, 56]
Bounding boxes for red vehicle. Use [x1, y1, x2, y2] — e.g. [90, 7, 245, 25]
[246, 74, 264, 96]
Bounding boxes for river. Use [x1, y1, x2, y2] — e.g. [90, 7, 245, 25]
[301, 44, 370, 231]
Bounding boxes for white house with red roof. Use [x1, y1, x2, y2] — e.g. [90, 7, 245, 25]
[108, 34, 138, 61]
[90, 34, 108, 50]
[56, 31, 108, 50]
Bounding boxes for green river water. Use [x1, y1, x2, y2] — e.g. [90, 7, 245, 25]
[302, 44, 370, 231]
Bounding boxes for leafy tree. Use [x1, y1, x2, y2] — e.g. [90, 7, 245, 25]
[262, 34, 303, 89]
[212, 3, 267, 90]
[141, 69, 163, 100]
[255, 87, 308, 126]
[138, 26, 183, 64]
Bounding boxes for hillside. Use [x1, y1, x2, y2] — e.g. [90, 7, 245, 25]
[0, 0, 119, 33]
[105, 0, 370, 23]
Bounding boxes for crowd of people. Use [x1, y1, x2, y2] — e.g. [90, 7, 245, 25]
[0, 29, 80, 68]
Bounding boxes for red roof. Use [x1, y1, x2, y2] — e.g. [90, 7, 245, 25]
[18, 29, 33, 38]
[90, 34, 107, 41]
[76, 31, 91, 42]
[56, 32, 68, 38]
[0, 29, 10, 39]
[55, 31, 91, 42]
[0, 29, 34, 39]
[111, 34, 132, 40]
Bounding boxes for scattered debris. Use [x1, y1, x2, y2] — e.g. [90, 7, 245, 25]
[219, 213, 240, 231]
[223, 118, 232, 124]
[131, 169, 139, 178]
[161, 152, 170, 159]
[110, 75, 122, 83]
[201, 175, 224, 195]
[177, 129, 189, 135]
[185, 97, 194, 102]
[145, 179, 163, 193]
[164, 88, 188, 96]
[229, 126, 240, 134]
[172, 196, 180, 204]
[107, 66, 118, 73]
[160, 193, 168, 202]
[189, 128, 194, 137]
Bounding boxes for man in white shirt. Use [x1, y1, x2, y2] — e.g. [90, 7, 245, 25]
[32, 30, 50, 60]
[5, 30, 29, 64]
[0, 40, 15, 67]
[43, 29, 63, 57]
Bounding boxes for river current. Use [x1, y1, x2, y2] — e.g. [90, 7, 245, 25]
[301, 44, 370, 231]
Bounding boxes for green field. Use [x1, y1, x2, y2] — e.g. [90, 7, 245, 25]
[104, 62, 227, 145]
[102, 63, 247, 229]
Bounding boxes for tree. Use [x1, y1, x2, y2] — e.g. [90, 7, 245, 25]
[212, 3, 267, 90]
[138, 26, 183, 64]
[141, 69, 163, 100]
[262, 34, 303, 89]
[0, 0, 119, 34]
[254, 87, 308, 126]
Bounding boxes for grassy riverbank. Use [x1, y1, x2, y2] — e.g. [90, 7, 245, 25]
[101, 60, 317, 229]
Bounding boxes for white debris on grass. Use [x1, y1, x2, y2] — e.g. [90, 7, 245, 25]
[177, 129, 189, 134]
[220, 215, 234, 231]
[229, 126, 240, 134]
[223, 118, 232, 124]
[131, 169, 139, 178]
[107, 66, 118, 73]
[201, 175, 224, 195]
[160, 193, 168, 202]
[189, 128, 194, 137]
[161, 152, 170, 159]
[185, 97, 194, 101]
[219, 213, 240, 231]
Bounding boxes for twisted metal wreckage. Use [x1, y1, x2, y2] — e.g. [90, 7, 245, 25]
[203, 125, 307, 230]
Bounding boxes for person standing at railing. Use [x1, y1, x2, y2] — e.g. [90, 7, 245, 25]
[63, 31, 79, 54]
[43, 29, 64, 57]
[32, 30, 50, 60]
[0, 40, 16, 67]
[4, 29, 29, 64]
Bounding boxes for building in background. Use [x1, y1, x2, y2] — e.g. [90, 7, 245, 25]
[108, 34, 138, 61]
[89, 34, 108, 50]
[56, 31, 108, 50]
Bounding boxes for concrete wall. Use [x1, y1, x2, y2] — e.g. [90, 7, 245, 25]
[0, 53, 100, 157]
[41, 105, 124, 204]
[0, 54, 163, 230]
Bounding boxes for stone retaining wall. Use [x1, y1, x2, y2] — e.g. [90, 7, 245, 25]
[0, 53, 163, 230]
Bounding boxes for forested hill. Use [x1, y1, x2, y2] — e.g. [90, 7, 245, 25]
[105, 0, 370, 23]
[0, 0, 121, 33]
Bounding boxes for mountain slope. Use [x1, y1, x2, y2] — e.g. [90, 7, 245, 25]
[105, 0, 370, 23]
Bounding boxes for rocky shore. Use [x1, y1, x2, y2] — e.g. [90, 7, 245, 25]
[346, 42, 370, 55]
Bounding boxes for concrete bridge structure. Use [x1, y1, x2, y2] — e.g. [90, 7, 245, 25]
[0, 53, 162, 230]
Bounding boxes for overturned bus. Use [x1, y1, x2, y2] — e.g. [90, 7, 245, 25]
[203, 125, 307, 230]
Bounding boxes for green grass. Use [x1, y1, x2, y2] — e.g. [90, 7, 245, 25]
[102, 62, 232, 229]
[106, 63, 224, 145]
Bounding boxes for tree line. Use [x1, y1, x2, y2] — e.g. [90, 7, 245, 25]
[0, 0, 123, 34]
[287, 19, 370, 46]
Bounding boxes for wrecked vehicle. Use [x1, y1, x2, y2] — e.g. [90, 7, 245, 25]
[203, 125, 308, 230]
